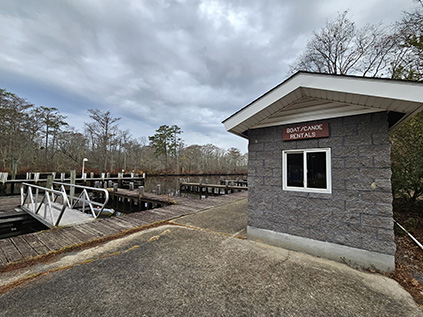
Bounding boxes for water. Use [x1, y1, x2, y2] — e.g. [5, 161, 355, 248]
[143, 175, 245, 197]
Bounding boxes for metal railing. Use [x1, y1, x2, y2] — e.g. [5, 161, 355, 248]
[20, 182, 110, 227]
[52, 182, 110, 218]
[20, 182, 70, 227]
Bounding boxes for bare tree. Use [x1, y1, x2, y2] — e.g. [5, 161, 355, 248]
[33, 106, 68, 163]
[85, 109, 121, 173]
[290, 11, 396, 77]
[391, 1, 423, 80]
[0, 89, 37, 171]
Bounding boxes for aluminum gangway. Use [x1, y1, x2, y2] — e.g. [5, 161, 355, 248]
[20, 182, 110, 228]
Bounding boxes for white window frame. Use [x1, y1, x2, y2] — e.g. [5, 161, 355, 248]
[282, 148, 332, 194]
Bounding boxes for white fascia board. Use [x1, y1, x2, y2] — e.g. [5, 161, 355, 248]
[302, 74, 423, 104]
[223, 80, 304, 132]
[223, 72, 423, 134]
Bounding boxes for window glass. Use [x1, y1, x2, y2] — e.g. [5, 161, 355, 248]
[287, 153, 303, 187]
[307, 152, 327, 189]
[282, 148, 331, 194]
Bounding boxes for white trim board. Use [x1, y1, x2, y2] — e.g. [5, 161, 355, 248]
[223, 72, 423, 138]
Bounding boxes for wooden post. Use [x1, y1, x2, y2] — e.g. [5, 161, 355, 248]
[70, 170, 76, 205]
[46, 175, 53, 189]
[139, 186, 144, 195]
[11, 159, 17, 180]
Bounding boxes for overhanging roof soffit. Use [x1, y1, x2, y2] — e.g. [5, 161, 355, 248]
[223, 72, 423, 138]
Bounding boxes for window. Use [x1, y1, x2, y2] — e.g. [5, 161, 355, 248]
[282, 148, 331, 193]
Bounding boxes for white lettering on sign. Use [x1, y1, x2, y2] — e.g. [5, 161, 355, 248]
[283, 122, 329, 141]
[286, 124, 323, 134]
[290, 132, 317, 139]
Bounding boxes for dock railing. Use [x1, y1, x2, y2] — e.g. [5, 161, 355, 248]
[52, 182, 110, 219]
[20, 182, 70, 227]
[20, 182, 110, 227]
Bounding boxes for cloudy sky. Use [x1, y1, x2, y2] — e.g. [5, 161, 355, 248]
[0, 0, 419, 153]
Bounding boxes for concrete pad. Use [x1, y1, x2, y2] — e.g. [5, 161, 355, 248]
[172, 198, 247, 236]
[0, 225, 421, 316]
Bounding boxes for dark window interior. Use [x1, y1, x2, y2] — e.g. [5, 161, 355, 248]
[306, 152, 327, 189]
[287, 153, 303, 187]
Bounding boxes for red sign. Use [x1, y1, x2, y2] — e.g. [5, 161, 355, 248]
[283, 122, 329, 141]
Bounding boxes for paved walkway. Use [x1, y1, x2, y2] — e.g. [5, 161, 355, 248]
[0, 191, 247, 268]
[0, 192, 422, 316]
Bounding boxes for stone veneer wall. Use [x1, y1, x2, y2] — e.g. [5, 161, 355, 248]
[247, 112, 396, 257]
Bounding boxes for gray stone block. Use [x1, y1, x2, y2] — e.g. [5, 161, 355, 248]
[375, 203, 393, 216]
[361, 214, 393, 229]
[345, 201, 376, 215]
[332, 178, 346, 190]
[331, 157, 345, 169]
[373, 155, 391, 167]
[332, 190, 361, 202]
[264, 142, 277, 151]
[360, 168, 392, 181]
[343, 134, 373, 146]
[343, 114, 371, 125]
[298, 215, 321, 227]
[264, 177, 281, 187]
[248, 159, 264, 168]
[334, 232, 362, 249]
[287, 225, 310, 238]
[256, 167, 274, 178]
[344, 156, 373, 168]
[331, 124, 358, 136]
[309, 229, 334, 242]
[332, 210, 362, 225]
[248, 142, 264, 152]
[247, 176, 264, 186]
[256, 151, 273, 160]
[318, 136, 343, 147]
[372, 133, 390, 145]
[377, 228, 395, 240]
[362, 239, 396, 255]
[361, 190, 393, 204]
[247, 112, 395, 258]
[272, 168, 281, 178]
[359, 145, 389, 157]
[332, 145, 359, 157]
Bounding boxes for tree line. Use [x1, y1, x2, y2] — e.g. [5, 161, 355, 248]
[290, 2, 423, 203]
[0, 90, 246, 176]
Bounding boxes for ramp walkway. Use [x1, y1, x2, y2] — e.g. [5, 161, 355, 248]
[20, 182, 110, 228]
[0, 191, 248, 267]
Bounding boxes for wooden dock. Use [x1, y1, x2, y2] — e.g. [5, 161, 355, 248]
[180, 182, 248, 196]
[0, 191, 248, 268]
[107, 189, 172, 213]
[0, 174, 144, 196]
[0, 197, 47, 239]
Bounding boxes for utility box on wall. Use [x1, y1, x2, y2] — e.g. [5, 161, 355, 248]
[223, 72, 423, 272]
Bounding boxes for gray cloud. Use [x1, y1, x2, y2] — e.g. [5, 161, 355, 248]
[0, 0, 418, 152]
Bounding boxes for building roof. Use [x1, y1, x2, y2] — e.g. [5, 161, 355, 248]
[223, 71, 423, 138]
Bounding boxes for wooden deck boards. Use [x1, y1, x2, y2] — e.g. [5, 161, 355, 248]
[0, 191, 247, 267]
[20, 234, 50, 255]
[9, 236, 38, 258]
[0, 239, 23, 263]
